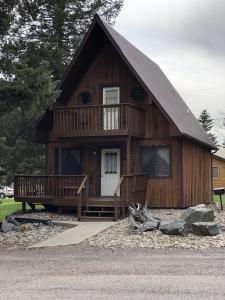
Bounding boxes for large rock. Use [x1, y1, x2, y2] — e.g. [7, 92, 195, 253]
[192, 222, 220, 236]
[159, 219, 190, 236]
[181, 205, 214, 229]
[0, 216, 21, 233]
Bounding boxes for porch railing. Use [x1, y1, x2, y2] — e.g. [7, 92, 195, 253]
[114, 174, 148, 220]
[14, 175, 89, 208]
[53, 103, 145, 137]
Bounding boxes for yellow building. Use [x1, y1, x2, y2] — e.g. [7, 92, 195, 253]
[212, 146, 225, 189]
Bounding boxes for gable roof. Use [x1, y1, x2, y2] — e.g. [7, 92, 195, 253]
[56, 15, 216, 149]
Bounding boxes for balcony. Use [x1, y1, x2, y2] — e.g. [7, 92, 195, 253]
[53, 103, 145, 138]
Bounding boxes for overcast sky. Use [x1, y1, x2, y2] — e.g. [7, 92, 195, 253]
[115, 0, 225, 118]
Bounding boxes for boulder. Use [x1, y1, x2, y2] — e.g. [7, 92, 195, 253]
[192, 222, 220, 236]
[1, 220, 20, 233]
[181, 205, 214, 229]
[159, 219, 190, 236]
[0, 216, 21, 233]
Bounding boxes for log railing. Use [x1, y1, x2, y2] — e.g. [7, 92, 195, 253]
[14, 175, 89, 207]
[53, 103, 145, 137]
[114, 174, 148, 220]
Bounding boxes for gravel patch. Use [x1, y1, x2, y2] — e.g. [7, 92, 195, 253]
[0, 211, 78, 251]
[81, 208, 225, 250]
[0, 223, 64, 251]
[14, 211, 78, 221]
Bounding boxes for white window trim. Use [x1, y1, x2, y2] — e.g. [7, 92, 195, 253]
[103, 87, 120, 105]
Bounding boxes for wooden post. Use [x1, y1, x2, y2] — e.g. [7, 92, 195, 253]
[124, 137, 131, 218]
[22, 201, 26, 213]
[114, 194, 118, 221]
[77, 193, 81, 220]
[127, 137, 131, 174]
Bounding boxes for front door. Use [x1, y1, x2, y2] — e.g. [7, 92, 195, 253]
[103, 87, 120, 130]
[101, 149, 120, 196]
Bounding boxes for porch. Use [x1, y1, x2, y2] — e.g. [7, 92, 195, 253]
[14, 174, 148, 220]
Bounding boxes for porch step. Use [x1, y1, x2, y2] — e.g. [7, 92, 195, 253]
[79, 216, 115, 222]
[82, 209, 115, 218]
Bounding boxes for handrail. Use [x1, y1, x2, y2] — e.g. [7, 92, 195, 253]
[52, 103, 145, 111]
[77, 176, 88, 195]
[113, 176, 124, 197]
[15, 175, 85, 178]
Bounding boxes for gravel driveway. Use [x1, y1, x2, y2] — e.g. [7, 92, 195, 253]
[1, 246, 225, 300]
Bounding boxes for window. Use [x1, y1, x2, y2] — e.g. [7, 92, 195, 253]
[141, 147, 170, 177]
[62, 149, 81, 175]
[212, 167, 219, 179]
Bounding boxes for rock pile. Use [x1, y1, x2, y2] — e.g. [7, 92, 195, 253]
[129, 204, 221, 237]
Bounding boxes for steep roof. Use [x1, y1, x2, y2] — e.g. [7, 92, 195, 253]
[58, 15, 216, 149]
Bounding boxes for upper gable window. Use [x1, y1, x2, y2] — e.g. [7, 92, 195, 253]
[103, 87, 120, 105]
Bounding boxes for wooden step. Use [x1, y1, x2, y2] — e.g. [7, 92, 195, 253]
[79, 216, 115, 222]
[83, 210, 114, 214]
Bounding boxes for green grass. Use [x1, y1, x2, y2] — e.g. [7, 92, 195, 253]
[0, 198, 44, 221]
[0, 198, 22, 221]
[213, 194, 225, 204]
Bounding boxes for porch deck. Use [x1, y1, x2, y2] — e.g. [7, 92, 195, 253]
[14, 174, 148, 220]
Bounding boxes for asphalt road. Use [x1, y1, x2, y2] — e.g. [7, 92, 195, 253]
[0, 246, 225, 300]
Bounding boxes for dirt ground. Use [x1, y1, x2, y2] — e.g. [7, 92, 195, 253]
[1, 246, 225, 299]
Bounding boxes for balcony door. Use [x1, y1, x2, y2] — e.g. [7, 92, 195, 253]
[101, 149, 120, 196]
[103, 87, 120, 130]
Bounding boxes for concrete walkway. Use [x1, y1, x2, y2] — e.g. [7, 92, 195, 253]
[30, 221, 115, 248]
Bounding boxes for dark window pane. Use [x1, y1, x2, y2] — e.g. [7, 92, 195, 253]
[155, 148, 169, 176]
[62, 149, 81, 175]
[141, 147, 170, 176]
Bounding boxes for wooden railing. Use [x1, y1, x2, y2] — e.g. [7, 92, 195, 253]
[77, 176, 89, 220]
[114, 174, 148, 220]
[14, 175, 89, 207]
[53, 103, 145, 137]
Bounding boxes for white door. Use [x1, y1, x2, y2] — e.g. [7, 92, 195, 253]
[101, 149, 120, 196]
[103, 87, 120, 130]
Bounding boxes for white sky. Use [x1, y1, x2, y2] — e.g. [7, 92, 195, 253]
[115, 0, 225, 118]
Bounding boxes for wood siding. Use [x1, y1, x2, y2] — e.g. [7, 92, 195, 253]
[68, 41, 148, 106]
[182, 141, 212, 207]
[142, 138, 181, 208]
[212, 157, 225, 189]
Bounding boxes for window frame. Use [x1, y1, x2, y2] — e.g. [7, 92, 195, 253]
[140, 145, 172, 178]
[212, 166, 220, 179]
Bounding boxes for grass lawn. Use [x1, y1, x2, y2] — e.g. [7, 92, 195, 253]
[0, 198, 22, 221]
[213, 194, 225, 204]
[0, 198, 44, 221]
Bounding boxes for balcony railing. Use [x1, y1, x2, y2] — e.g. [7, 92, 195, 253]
[53, 103, 145, 137]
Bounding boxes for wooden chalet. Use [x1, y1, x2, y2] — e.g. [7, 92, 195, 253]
[14, 15, 216, 220]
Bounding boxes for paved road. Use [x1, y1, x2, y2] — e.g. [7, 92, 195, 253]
[0, 246, 225, 299]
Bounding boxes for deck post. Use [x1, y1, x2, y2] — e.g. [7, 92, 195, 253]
[77, 193, 81, 220]
[124, 137, 131, 218]
[22, 201, 26, 213]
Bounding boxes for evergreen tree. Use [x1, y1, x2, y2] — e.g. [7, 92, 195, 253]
[0, 62, 58, 183]
[0, 0, 123, 80]
[198, 109, 217, 143]
[0, 1, 123, 182]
